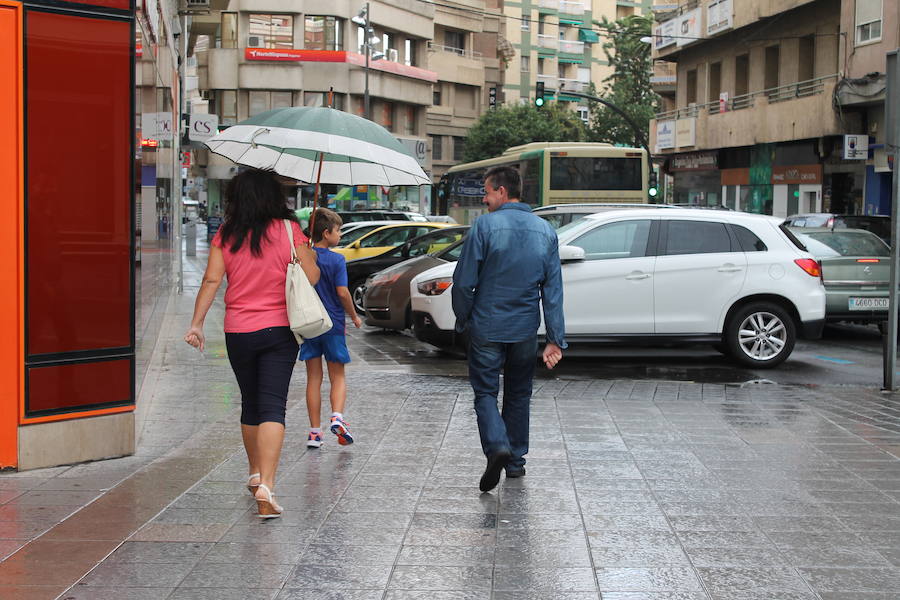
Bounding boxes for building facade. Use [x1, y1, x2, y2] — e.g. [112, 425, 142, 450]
[194, 0, 436, 213]
[503, 0, 653, 118]
[650, 0, 896, 218]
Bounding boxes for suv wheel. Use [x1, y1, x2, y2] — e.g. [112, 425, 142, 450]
[350, 280, 366, 315]
[725, 302, 796, 368]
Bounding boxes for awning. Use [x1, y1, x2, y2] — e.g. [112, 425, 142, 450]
[578, 28, 599, 43]
[558, 57, 583, 64]
[559, 17, 584, 25]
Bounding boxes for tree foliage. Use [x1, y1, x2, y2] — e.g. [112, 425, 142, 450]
[462, 102, 587, 162]
[588, 15, 658, 148]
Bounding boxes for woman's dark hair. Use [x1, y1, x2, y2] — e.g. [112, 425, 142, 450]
[484, 165, 521, 200]
[218, 169, 297, 256]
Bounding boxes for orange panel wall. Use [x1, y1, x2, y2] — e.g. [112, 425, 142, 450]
[0, 0, 23, 468]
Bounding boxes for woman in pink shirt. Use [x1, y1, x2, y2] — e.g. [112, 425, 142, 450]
[184, 169, 319, 518]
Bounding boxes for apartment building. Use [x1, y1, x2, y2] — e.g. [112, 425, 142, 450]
[650, 0, 896, 218]
[193, 0, 436, 212]
[504, 0, 653, 121]
[428, 0, 503, 183]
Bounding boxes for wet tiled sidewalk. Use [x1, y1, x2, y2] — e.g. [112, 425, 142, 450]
[2, 248, 900, 598]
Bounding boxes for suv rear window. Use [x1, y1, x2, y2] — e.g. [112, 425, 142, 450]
[732, 225, 767, 252]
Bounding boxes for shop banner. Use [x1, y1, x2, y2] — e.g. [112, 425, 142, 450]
[675, 117, 696, 148]
[243, 48, 438, 83]
[843, 134, 868, 159]
[676, 8, 701, 47]
[707, 0, 732, 36]
[657, 119, 676, 150]
[188, 114, 219, 142]
[141, 112, 173, 141]
[771, 164, 822, 185]
[654, 19, 677, 50]
[670, 151, 718, 171]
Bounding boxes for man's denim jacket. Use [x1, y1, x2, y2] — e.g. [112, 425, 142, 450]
[451, 202, 567, 348]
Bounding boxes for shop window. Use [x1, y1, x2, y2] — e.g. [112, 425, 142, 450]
[220, 12, 237, 48]
[735, 53, 749, 96]
[453, 136, 466, 161]
[405, 39, 417, 66]
[686, 69, 697, 105]
[248, 14, 293, 49]
[764, 45, 780, 91]
[431, 134, 443, 161]
[708, 62, 721, 103]
[856, 0, 882, 44]
[445, 29, 464, 52]
[304, 16, 343, 51]
[220, 89, 237, 124]
[798, 35, 815, 81]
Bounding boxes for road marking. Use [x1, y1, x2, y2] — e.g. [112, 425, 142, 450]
[814, 355, 855, 365]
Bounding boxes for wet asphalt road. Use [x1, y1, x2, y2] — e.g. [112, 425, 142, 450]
[352, 322, 895, 388]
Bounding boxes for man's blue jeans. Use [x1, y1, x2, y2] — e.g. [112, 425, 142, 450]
[467, 335, 538, 470]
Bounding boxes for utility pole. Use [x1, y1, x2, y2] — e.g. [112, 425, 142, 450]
[883, 50, 900, 389]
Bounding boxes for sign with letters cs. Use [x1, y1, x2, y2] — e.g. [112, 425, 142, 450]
[189, 114, 219, 142]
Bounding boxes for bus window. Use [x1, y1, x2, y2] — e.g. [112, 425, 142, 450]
[550, 157, 642, 191]
[521, 157, 540, 207]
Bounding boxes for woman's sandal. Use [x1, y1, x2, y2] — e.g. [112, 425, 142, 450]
[247, 473, 260, 496]
[255, 483, 283, 519]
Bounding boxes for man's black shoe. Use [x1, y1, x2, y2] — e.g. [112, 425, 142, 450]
[479, 450, 511, 492]
[506, 467, 526, 478]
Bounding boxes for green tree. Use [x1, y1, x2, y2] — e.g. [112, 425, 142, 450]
[588, 14, 658, 148]
[462, 102, 587, 162]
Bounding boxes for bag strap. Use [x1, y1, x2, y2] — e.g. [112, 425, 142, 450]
[284, 219, 298, 262]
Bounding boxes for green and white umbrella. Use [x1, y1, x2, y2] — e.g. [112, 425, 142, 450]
[204, 106, 429, 187]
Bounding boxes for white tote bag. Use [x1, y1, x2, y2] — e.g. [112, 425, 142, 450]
[284, 220, 332, 342]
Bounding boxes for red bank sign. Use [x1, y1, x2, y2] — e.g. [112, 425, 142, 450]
[244, 49, 438, 83]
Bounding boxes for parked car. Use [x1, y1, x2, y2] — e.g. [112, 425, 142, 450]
[784, 213, 891, 245]
[532, 202, 674, 229]
[334, 222, 455, 261]
[338, 221, 396, 247]
[346, 226, 469, 313]
[337, 210, 427, 223]
[363, 237, 467, 330]
[410, 209, 826, 368]
[422, 215, 458, 224]
[790, 227, 891, 324]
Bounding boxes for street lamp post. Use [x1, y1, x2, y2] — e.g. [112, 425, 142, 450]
[352, 3, 383, 120]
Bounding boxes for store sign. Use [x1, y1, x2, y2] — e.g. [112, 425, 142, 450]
[675, 117, 696, 148]
[141, 112, 173, 141]
[670, 151, 718, 171]
[707, 0, 733, 36]
[843, 134, 868, 160]
[654, 19, 677, 50]
[719, 91, 729, 113]
[771, 164, 822, 185]
[676, 8, 701, 47]
[243, 49, 439, 83]
[657, 119, 675, 150]
[189, 114, 219, 142]
[396, 136, 428, 167]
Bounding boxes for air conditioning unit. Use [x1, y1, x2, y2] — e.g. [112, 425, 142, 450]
[247, 36, 263, 48]
[388, 48, 399, 62]
[185, 0, 209, 8]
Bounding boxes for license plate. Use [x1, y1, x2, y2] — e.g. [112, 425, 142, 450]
[849, 297, 889, 310]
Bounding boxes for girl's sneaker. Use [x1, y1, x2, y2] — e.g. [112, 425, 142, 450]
[329, 416, 354, 445]
[306, 430, 324, 448]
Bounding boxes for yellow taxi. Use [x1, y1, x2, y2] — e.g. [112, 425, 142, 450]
[334, 223, 456, 261]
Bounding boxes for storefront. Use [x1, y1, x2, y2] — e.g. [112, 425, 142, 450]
[668, 150, 721, 206]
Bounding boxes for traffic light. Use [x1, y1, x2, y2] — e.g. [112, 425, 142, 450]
[535, 81, 545, 107]
[648, 170, 659, 199]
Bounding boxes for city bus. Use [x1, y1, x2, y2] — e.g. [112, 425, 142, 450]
[435, 142, 649, 224]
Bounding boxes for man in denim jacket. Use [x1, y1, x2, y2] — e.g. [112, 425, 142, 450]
[452, 166, 566, 493]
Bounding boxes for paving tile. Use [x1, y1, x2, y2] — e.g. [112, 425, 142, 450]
[493, 567, 597, 592]
[595, 567, 703, 592]
[286, 565, 392, 589]
[696, 566, 813, 595]
[798, 567, 900, 593]
[179, 561, 295, 588]
[387, 565, 492, 590]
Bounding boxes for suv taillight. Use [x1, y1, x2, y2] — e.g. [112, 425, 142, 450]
[795, 258, 823, 281]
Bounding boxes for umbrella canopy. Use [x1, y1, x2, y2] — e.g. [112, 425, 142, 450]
[204, 107, 430, 187]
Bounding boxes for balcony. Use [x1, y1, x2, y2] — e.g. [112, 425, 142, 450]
[559, 1, 585, 15]
[537, 35, 558, 50]
[426, 41, 483, 61]
[426, 42, 484, 87]
[559, 39, 584, 54]
[537, 0, 559, 9]
[651, 74, 840, 152]
[559, 78, 585, 93]
[537, 73, 558, 89]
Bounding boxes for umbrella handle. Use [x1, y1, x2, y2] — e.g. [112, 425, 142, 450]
[309, 151, 326, 247]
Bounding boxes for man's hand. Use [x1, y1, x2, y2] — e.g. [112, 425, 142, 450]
[352, 314, 362, 328]
[542, 342, 562, 369]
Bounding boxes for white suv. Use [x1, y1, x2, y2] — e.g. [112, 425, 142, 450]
[410, 209, 826, 368]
